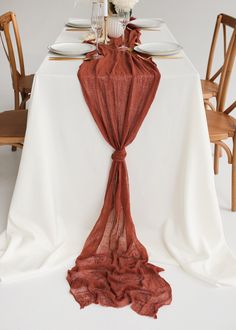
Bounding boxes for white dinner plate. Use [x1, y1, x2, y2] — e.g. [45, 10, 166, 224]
[131, 18, 163, 29]
[66, 18, 91, 28]
[49, 42, 95, 56]
[134, 42, 182, 56]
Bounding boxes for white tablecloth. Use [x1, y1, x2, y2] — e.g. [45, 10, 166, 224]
[1, 24, 236, 285]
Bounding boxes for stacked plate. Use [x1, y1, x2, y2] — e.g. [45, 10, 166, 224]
[48, 42, 95, 57]
[66, 18, 91, 29]
[134, 42, 182, 56]
[131, 18, 163, 29]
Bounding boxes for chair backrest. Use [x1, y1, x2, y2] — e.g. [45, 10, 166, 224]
[0, 11, 25, 109]
[206, 14, 236, 113]
[206, 14, 236, 82]
[217, 28, 236, 113]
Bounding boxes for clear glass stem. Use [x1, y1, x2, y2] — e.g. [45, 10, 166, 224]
[95, 30, 99, 55]
[122, 24, 126, 48]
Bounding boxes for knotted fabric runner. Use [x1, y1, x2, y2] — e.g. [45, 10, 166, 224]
[67, 30, 172, 319]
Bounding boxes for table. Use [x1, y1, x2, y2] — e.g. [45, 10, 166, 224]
[1, 24, 236, 285]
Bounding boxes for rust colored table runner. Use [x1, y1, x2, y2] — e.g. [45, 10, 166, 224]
[67, 30, 172, 319]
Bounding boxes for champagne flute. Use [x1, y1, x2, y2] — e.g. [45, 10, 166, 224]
[117, 8, 130, 51]
[91, 1, 104, 59]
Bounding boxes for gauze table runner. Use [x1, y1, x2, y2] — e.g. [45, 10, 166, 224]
[67, 43, 172, 318]
[0, 24, 236, 287]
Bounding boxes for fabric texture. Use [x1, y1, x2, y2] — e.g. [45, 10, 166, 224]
[67, 38, 172, 318]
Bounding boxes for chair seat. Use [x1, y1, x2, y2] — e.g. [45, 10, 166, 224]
[201, 79, 219, 99]
[19, 74, 34, 93]
[0, 110, 27, 137]
[206, 110, 236, 141]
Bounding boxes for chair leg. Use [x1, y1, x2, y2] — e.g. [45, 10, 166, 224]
[20, 91, 29, 109]
[13, 90, 23, 152]
[214, 144, 220, 175]
[219, 147, 222, 158]
[232, 135, 236, 211]
[14, 90, 20, 110]
[204, 99, 210, 110]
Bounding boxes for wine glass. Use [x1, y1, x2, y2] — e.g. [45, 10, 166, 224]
[116, 8, 130, 51]
[91, 1, 104, 59]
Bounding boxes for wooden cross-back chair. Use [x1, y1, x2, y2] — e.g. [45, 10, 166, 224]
[0, 11, 34, 110]
[205, 18, 236, 211]
[201, 13, 236, 110]
[0, 12, 29, 149]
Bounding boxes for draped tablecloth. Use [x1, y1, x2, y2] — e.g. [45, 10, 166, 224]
[1, 24, 236, 285]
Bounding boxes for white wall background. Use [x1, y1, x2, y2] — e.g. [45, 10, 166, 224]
[0, 0, 236, 110]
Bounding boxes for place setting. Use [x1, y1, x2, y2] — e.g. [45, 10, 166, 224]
[47, 17, 95, 61]
[130, 17, 164, 30]
[48, 42, 96, 61]
[134, 41, 183, 60]
[48, 0, 183, 62]
[47, 40, 183, 62]
[65, 18, 92, 31]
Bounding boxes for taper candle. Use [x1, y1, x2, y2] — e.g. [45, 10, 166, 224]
[104, 0, 108, 17]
